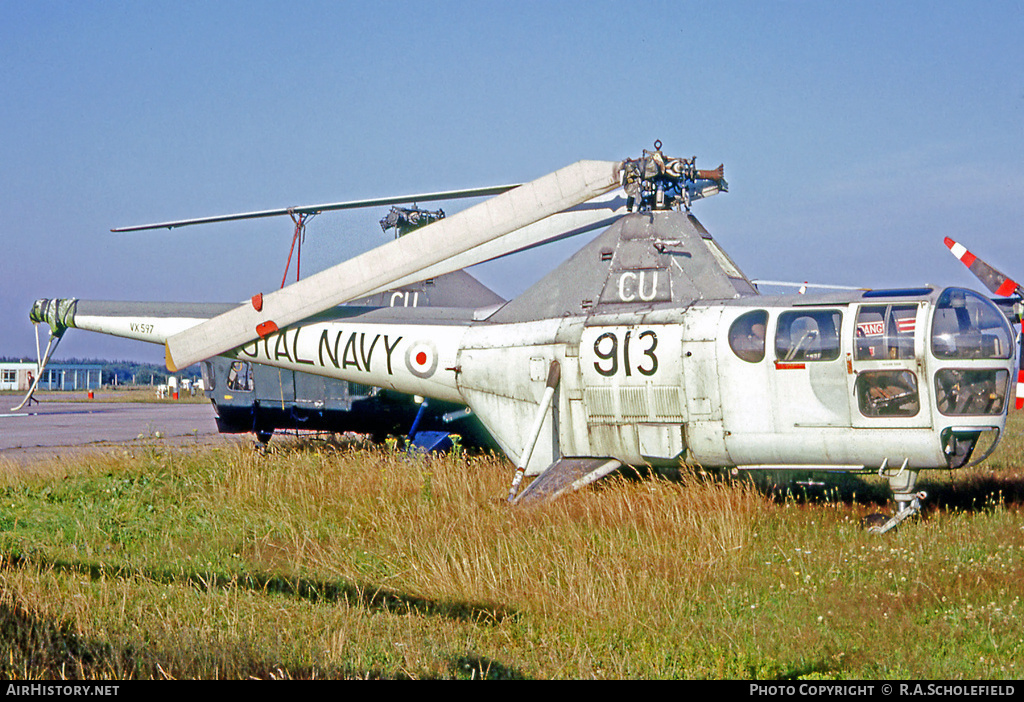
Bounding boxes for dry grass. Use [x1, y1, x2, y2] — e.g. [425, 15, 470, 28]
[1, 420, 1023, 679]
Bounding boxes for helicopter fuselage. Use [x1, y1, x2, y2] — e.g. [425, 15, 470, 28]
[246, 285, 1012, 475]
[52, 281, 1013, 479]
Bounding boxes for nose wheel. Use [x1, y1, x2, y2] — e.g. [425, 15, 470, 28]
[863, 459, 928, 534]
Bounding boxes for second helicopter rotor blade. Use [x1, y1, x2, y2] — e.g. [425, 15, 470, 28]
[944, 237, 1023, 297]
[111, 184, 522, 232]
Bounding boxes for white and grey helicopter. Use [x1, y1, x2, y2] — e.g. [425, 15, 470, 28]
[23, 143, 1022, 533]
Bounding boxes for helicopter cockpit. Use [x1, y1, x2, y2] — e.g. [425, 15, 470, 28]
[722, 286, 1015, 473]
[931, 287, 1014, 418]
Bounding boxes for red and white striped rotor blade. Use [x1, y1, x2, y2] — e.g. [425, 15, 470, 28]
[944, 237, 1023, 298]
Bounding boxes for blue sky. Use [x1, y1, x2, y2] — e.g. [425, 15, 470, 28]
[2, 1, 1022, 363]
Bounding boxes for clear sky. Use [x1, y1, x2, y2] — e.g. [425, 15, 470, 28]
[2, 1, 1022, 363]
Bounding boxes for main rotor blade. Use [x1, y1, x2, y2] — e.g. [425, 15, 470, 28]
[367, 191, 629, 294]
[111, 184, 521, 232]
[944, 237, 1023, 297]
[164, 160, 623, 370]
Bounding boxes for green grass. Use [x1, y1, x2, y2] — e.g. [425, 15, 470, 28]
[1, 420, 1023, 679]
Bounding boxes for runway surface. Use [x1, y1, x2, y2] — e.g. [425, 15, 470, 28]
[0, 396, 239, 464]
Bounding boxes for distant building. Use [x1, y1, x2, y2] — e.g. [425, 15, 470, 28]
[0, 362, 103, 391]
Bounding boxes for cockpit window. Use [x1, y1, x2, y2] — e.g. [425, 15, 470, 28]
[729, 310, 768, 363]
[855, 305, 917, 360]
[226, 361, 254, 392]
[935, 369, 1009, 416]
[856, 370, 920, 417]
[775, 310, 842, 362]
[932, 288, 1013, 360]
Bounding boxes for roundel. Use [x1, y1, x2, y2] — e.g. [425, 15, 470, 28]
[404, 340, 438, 379]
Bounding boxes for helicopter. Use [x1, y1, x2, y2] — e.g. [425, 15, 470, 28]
[24, 143, 1022, 533]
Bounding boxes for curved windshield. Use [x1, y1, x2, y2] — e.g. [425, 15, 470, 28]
[931, 288, 1013, 360]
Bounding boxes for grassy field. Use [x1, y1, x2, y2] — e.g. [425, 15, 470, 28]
[1, 416, 1023, 679]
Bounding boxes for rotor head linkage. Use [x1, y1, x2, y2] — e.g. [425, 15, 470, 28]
[620, 140, 727, 212]
[281, 210, 316, 288]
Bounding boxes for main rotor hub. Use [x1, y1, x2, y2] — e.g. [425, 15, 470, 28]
[620, 141, 727, 212]
[379, 205, 446, 238]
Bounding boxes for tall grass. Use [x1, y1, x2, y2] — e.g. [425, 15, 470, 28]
[1, 420, 1022, 679]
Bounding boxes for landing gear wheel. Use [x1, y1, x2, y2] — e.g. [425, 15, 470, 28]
[254, 431, 273, 451]
[861, 513, 890, 530]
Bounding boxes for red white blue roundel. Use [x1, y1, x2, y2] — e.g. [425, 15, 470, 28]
[405, 340, 438, 379]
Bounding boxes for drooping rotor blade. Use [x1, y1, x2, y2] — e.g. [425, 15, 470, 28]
[366, 190, 629, 294]
[164, 160, 623, 370]
[111, 184, 521, 232]
[944, 237, 1023, 297]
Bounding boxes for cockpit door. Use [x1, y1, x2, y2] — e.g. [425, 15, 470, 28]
[847, 302, 932, 429]
[769, 308, 851, 430]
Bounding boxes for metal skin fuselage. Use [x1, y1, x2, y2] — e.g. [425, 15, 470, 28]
[202, 269, 503, 446]
[209, 287, 1012, 476]
[32, 210, 1016, 484]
